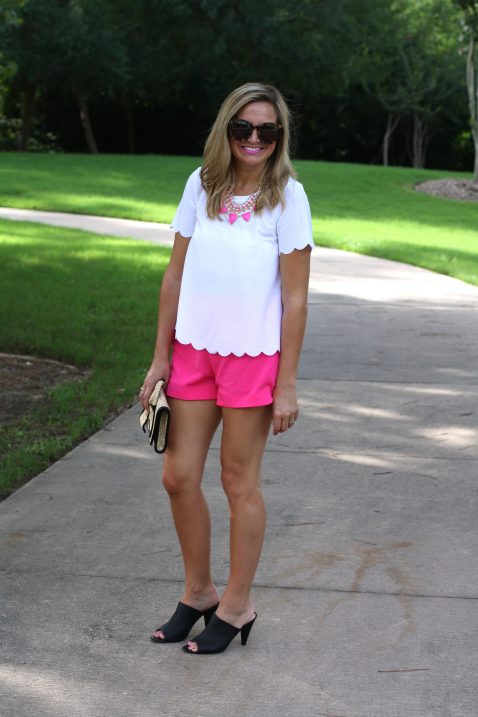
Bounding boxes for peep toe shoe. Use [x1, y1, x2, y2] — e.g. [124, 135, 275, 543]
[150, 601, 219, 643]
[182, 612, 257, 654]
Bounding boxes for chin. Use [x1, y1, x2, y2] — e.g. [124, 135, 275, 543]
[234, 151, 273, 167]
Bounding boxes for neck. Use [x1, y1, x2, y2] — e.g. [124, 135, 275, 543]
[232, 163, 264, 194]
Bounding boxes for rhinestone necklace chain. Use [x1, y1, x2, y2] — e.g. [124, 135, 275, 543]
[219, 185, 261, 224]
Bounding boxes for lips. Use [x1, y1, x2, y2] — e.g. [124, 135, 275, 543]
[240, 146, 264, 154]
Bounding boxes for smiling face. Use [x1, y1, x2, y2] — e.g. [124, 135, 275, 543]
[228, 101, 279, 171]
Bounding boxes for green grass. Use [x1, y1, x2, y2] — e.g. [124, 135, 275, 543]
[1, 152, 477, 285]
[299, 161, 478, 287]
[0, 219, 169, 497]
[0, 153, 194, 222]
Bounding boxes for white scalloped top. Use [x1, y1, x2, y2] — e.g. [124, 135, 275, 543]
[170, 167, 314, 357]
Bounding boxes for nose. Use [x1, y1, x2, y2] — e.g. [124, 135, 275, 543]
[249, 127, 261, 143]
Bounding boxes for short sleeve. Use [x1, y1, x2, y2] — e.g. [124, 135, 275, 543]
[170, 167, 201, 237]
[276, 180, 314, 254]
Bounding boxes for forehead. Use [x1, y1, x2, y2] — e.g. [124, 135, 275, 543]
[236, 101, 277, 123]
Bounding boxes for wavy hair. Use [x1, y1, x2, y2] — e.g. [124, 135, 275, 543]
[200, 83, 296, 219]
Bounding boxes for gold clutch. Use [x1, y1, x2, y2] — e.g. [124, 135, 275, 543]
[139, 379, 170, 454]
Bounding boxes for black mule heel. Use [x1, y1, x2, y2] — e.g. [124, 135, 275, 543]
[182, 612, 257, 654]
[150, 601, 219, 643]
[240, 614, 256, 645]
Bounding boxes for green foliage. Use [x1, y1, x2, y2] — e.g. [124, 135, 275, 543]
[0, 115, 59, 150]
[352, 0, 464, 159]
[0, 0, 24, 23]
[0, 0, 23, 116]
[455, 0, 478, 34]
[0, 0, 472, 168]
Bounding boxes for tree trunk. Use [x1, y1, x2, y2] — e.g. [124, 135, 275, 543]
[412, 112, 429, 169]
[474, 132, 478, 181]
[73, 86, 98, 154]
[18, 83, 37, 151]
[382, 114, 400, 166]
[466, 34, 478, 181]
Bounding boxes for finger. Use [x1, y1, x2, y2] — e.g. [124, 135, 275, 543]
[280, 417, 290, 433]
[139, 385, 150, 409]
[280, 415, 297, 433]
[143, 386, 155, 407]
[274, 417, 288, 434]
[272, 412, 283, 435]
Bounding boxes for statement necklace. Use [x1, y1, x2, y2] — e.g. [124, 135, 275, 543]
[219, 186, 261, 225]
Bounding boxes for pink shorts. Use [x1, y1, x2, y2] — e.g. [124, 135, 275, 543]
[165, 339, 280, 408]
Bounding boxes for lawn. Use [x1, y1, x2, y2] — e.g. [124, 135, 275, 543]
[0, 219, 169, 497]
[0, 152, 477, 285]
[1, 153, 477, 497]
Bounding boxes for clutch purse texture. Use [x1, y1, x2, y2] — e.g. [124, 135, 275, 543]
[139, 379, 170, 454]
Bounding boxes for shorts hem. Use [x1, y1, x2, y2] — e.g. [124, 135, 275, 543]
[217, 398, 274, 408]
[166, 388, 217, 402]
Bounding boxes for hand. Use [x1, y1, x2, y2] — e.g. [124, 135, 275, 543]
[139, 357, 171, 410]
[272, 385, 299, 435]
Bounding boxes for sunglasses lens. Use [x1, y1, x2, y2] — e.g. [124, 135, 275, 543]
[229, 120, 253, 140]
[258, 124, 282, 144]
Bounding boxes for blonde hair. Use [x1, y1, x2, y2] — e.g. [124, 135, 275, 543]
[200, 82, 296, 219]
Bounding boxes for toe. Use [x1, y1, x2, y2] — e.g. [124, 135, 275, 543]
[155, 630, 164, 639]
[187, 641, 198, 653]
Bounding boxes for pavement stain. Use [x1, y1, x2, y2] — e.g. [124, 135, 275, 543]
[272, 539, 418, 640]
[0, 531, 26, 548]
[272, 549, 346, 583]
[315, 541, 417, 640]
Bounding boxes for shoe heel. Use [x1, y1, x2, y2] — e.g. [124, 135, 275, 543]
[240, 613, 257, 646]
[203, 603, 219, 627]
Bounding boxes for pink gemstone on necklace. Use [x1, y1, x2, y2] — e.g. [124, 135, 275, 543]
[218, 186, 260, 223]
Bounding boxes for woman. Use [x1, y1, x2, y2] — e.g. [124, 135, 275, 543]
[140, 82, 314, 655]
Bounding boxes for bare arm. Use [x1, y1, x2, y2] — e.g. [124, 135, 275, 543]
[140, 232, 190, 409]
[272, 246, 311, 435]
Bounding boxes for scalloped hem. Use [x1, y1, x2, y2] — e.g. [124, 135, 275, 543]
[170, 222, 193, 237]
[279, 239, 315, 255]
[174, 336, 280, 358]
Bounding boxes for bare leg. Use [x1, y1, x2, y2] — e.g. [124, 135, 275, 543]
[186, 404, 271, 651]
[154, 398, 222, 639]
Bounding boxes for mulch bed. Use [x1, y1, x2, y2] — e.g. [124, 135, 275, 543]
[414, 178, 478, 202]
[0, 353, 90, 425]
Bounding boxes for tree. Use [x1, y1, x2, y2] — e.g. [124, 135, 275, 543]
[3, 0, 127, 153]
[399, 0, 463, 169]
[0, 0, 23, 128]
[54, 0, 127, 153]
[3, 0, 65, 150]
[0, 0, 472, 165]
[456, 0, 478, 179]
[352, 0, 462, 168]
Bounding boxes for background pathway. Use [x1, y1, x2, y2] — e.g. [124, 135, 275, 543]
[1, 209, 477, 717]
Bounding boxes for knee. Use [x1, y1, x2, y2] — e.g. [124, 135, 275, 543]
[162, 461, 193, 496]
[221, 462, 259, 504]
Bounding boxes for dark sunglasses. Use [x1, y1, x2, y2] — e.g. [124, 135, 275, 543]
[228, 118, 282, 144]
